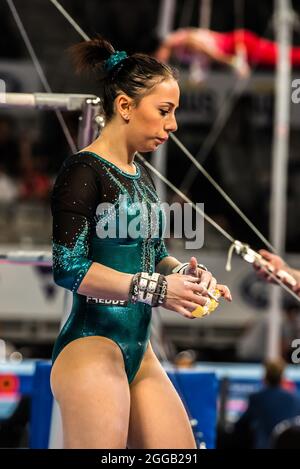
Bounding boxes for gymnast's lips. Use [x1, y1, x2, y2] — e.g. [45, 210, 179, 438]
[155, 137, 168, 144]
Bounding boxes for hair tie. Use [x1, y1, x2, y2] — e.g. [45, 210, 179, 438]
[104, 50, 128, 71]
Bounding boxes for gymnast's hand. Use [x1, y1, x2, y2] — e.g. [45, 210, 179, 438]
[183, 256, 232, 302]
[164, 272, 231, 320]
[163, 274, 211, 319]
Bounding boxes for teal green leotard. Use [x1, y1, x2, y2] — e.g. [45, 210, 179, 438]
[51, 151, 168, 383]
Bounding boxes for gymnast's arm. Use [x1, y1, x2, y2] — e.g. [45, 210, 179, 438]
[51, 161, 133, 300]
[156, 254, 181, 276]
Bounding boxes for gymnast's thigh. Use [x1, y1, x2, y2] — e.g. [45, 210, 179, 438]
[127, 343, 196, 449]
[50, 336, 130, 449]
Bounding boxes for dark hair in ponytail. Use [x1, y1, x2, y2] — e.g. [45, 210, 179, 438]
[70, 35, 178, 121]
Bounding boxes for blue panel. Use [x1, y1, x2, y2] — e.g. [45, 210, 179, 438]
[29, 361, 53, 449]
[167, 371, 218, 449]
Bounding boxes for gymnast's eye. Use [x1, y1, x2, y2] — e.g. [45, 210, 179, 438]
[159, 109, 169, 116]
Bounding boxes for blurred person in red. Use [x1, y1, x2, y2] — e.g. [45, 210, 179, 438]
[19, 153, 51, 202]
[20, 173, 51, 201]
[155, 28, 300, 82]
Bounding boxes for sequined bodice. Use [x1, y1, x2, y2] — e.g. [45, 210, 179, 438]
[51, 151, 168, 292]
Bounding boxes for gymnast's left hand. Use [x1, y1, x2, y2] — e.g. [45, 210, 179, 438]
[185, 256, 232, 302]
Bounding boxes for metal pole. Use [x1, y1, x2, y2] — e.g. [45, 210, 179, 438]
[267, 0, 293, 360]
[0, 93, 97, 111]
[154, 0, 176, 202]
[199, 0, 212, 29]
[77, 97, 102, 149]
[157, 0, 176, 39]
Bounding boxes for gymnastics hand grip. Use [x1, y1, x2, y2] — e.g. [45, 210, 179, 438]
[191, 289, 221, 318]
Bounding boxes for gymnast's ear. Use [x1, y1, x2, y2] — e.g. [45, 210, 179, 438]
[114, 94, 134, 121]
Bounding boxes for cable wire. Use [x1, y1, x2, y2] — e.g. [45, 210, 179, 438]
[6, 0, 77, 154]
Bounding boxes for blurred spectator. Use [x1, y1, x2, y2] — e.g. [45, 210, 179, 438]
[0, 115, 21, 177]
[19, 154, 51, 202]
[173, 349, 197, 368]
[0, 116, 50, 202]
[0, 163, 18, 204]
[233, 360, 300, 448]
[16, 130, 51, 202]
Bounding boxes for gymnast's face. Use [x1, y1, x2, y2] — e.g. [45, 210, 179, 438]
[118, 78, 180, 153]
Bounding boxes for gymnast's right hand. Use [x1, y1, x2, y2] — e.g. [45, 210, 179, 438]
[163, 274, 210, 319]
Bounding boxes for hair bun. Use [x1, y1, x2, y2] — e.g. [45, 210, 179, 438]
[69, 34, 115, 75]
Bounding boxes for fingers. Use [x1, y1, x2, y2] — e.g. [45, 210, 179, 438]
[254, 261, 278, 284]
[217, 284, 232, 301]
[185, 256, 198, 276]
[208, 277, 217, 294]
[181, 300, 205, 318]
[191, 294, 210, 307]
[177, 305, 197, 319]
[183, 275, 202, 283]
[292, 283, 300, 295]
[258, 250, 285, 269]
[175, 277, 210, 305]
[183, 280, 209, 299]
[198, 270, 215, 291]
[258, 249, 273, 260]
[180, 274, 233, 303]
[255, 269, 274, 282]
[184, 274, 223, 300]
[186, 287, 210, 306]
[253, 254, 279, 284]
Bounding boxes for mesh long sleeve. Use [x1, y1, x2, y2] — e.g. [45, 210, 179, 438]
[51, 160, 101, 292]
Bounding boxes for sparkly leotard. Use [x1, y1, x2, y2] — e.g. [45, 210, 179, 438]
[51, 151, 168, 383]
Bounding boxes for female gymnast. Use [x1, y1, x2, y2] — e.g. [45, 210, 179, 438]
[155, 28, 300, 79]
[50, 35, 232, 449]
